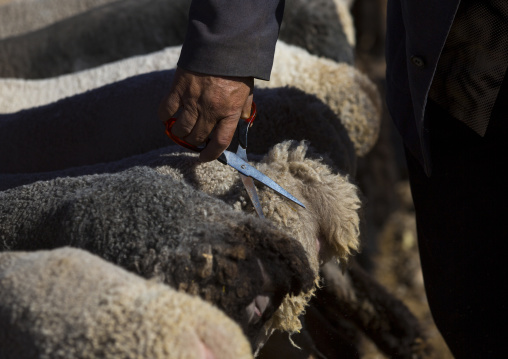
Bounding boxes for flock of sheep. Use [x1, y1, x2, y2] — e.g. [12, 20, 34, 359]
[0, 0, 432, 358]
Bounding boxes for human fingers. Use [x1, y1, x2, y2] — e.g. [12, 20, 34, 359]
[198, 114, 238, 162]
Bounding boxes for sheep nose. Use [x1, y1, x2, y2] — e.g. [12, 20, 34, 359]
[255, 294, 271, 316]
[246, 293, 273, 324]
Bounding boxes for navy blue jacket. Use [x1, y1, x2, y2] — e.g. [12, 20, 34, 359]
[178, 0, 461, 174]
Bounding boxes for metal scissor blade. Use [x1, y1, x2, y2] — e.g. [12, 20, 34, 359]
[222, 151, 306, 209]
[240, 174, 265, 218]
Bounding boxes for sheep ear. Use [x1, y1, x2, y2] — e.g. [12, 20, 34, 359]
[310, 175, 361, 262]
[260, 140, 361, 262]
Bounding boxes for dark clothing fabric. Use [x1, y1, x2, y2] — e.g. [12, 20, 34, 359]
[394, 1, 508, 353]
[386, 0, 508, 175]
[406, 72, 508, 358]
[385, 0, 460, 175]
[429, 0, 508, 137]
[178, 0, 508, 356]
[178, 0, 284, 80]
[389, 1, 508, 357]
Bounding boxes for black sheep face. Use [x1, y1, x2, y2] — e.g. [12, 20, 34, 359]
[124, 217, 315, 346]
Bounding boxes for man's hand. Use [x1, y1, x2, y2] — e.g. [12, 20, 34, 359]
[158, 67, 254, 162]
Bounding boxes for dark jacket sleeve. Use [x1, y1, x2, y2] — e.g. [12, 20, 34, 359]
[177, 0, 285, 80]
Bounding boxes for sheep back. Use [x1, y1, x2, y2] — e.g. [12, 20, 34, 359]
[0, 70, 356, 176]
[0, 0, 189, 78]
[0, 0, 119, 39]
[0, 247, 253, 359]
[0, 166, 315, 344]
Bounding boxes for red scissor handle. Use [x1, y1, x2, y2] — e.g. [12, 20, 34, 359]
[164, 118, 203, 152]
[243, 102, 257, 127]
[164, 103, 257, 151]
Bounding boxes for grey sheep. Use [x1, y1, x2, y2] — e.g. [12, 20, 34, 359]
[0, 247, 253, 359]
[0, 165, 315, 348]
[0, 0, 354, 78]
[0, 0, 119, 39]
[0, 0, 190, 78]
[0, 139, 362, 339]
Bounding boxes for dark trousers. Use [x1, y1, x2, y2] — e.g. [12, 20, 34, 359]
[405, 75, 508, 358]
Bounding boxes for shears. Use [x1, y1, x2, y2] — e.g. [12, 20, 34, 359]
[164, 103, 306, 218]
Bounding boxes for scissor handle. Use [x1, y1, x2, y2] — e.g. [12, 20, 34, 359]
[164, 118, 203, 152]
[164, 103, 257, 151]
[243, 102, 257, 127]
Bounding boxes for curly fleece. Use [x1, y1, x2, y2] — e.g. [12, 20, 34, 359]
[1, 140, 362, 335]
[0, 166, 315, 346]
[0, 247, 253, 359]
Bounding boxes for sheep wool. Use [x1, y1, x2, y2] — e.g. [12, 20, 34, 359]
[257, 41, 382, 157]
[279, 0, 355, 64]
[313, 260, 429, 358]
[0, 71, 357, 176]
[0, 247, 253, 359]
[0, 165, 315, 346]
[0, 140, 362, 337]
[0, 42, 380, 157]
[0, 0, 190, 78]
[0, 0, 120, 39]
[259, 258, 429, 359]
[0, 0, 353, 76]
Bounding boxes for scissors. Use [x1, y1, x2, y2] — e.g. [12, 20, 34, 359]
[164, 103, 306, 217]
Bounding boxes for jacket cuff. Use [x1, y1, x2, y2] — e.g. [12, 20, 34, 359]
[178, 0, 284, 81]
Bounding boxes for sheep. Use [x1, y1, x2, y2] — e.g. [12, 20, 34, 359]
[0, 164, 317, 349]
[0, 70, 362, 176]
[279, 0, 356, 64]
[309, 260, 429, 358]
[259, 42, 381, 157]
[0, 247, 253, 359]
[0, 42, 380, 159]
[256, 259, 430, 359]
[0, 0, 355, 78]
[0, 138, 361, 323]
[0, 0, 119, 39]
[0, 0, 190, 78]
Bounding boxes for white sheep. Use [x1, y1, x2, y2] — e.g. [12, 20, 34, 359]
[0, 0, 190, 78]
[0, 247, 253, 359]
[0, 69, 361, 175]
[0, 42, 381, 157]
[0, 0, 355, 76]
[0, 0, 119, 39]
